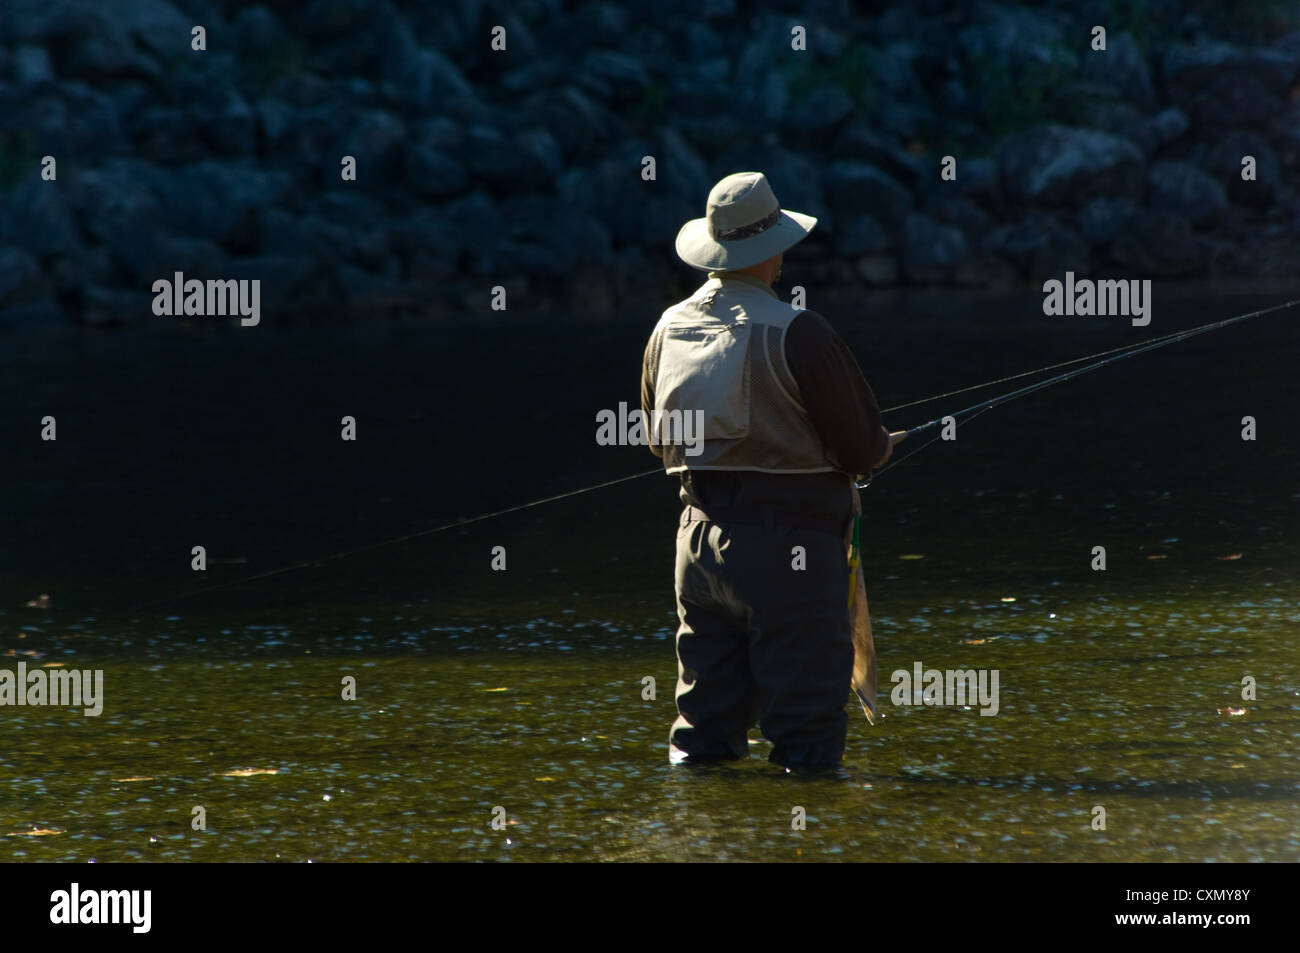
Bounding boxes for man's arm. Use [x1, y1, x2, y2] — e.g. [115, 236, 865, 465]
[783, 310, 896, 476]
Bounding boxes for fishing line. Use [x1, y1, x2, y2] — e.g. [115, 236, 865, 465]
[855, 296, 1297, 487]
[880, 304, 1287, 413]
[150, 469, 659, 605]
[897, 296, 1294, 439]
[158, 297, 1295, 604]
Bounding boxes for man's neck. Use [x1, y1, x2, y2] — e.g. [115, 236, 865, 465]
[707, 271, 778, 298]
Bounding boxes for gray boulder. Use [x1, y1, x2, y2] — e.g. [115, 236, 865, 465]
[1206, 131, 1281, 207]
[1081, 32, 1155, 111]
[14, 46, 56, 87]
[1, 81, 126, 161]
[520, 87, 619, 162]
[151, 161, 294, 250]
[337, 110, 408, 189]
[983, 213, 1089, 281]
[951, 157, 1002, 209]
[902, 214, 971, 282]
[516, 127, 565, 183]
[790, 84, 856, 137]
[335, 265, 399, 305]
[855, 255, 900, 285]
[407, 47, 477, 106]
[833, 215, 892, 257]
[1181, 74, 1286, 127]
[923, 195, 994, 243]
[0, 177, 84, 258]
[1145, 161, 1228, 226]
[67, 158, 163, 253]
[462, 125, 547, 190]
[831, 122, 927, 187]
[83, 285, 153, 327]
[1077, 197, 1136, 245]
[1121, 107, 1189, 157]
[500, 193, 615, 271]
[122, 232, 230, 286]
[441, 191, 506, 277]
[580, 49, 651, 102]
[406, 146, 468, 200]
[555, 156, 668, 247]
[824, 161, 913, 231]
[48, 246, 112, 298]
[235, 4, 290, 60]
[997, 124, 1145, 206]
[0, 246, 46, 307]
[389, 211, 463, 284]
[201, 90, 256, 156]
[256, 207, 388, 272]
[1163, 42, 1298, 95]
[656, 128, 711, 205]
[9, 0, 176, 79]
[1163, 42, 1297, 128]
[1109, 210, 1210, 277]
[131, 106, 211, 163]
[228, 253, 339, 317]
[0, 297, 64, 324]
[959, 2, 1071, 72]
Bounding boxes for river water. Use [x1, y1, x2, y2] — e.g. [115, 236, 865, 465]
[2, 283, 1297, 861]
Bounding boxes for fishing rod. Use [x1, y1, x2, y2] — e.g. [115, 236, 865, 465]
[158, 296, 1294, 603]
[151, 469, 659, 604]
[857, 295, 1298, 486]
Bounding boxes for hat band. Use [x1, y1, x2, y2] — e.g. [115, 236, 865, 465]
[713, 207, 781, 242]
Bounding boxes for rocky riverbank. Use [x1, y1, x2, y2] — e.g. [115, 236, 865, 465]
[1, 0, 1298, 326]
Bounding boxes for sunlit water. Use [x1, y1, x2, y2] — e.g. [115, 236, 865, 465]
[3, 284, 1297, 861]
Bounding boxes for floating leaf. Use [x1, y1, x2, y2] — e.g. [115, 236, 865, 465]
[1217, 553, 1243, 561]
[483, 687, 509, 693]
[221, 768, 279, 777]
[6, 828, 62, 837]
[1000, 597, 1016, 603]
[534, 777, 556, 782]
[899, 554, 926, 561]
[112, 777, 154, 783]
[1216, 707, 1248, 717]
[1146, 554, 1167, 560]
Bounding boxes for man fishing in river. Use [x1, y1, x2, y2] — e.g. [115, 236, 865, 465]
[642, 171, 907, 771]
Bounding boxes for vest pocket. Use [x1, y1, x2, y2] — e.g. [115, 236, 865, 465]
[654, 321, 751, 445]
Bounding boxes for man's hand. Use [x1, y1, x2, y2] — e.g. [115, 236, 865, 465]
[873, 429, 909, 469]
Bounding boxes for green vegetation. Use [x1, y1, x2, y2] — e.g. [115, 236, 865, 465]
[777, 44, 875, 106]
[634, 78, 668, 124]
[1108, 0, 1152, 53]
[969, 50, 1075, 139]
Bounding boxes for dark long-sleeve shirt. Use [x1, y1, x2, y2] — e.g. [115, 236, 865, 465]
[641, 306, 890, 517]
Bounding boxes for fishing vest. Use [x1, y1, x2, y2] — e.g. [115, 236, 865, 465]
[646, 274, 838, 475]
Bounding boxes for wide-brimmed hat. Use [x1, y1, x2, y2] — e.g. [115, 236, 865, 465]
[675, 171, 817, 271]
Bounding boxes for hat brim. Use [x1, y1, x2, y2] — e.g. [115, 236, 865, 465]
[675, 210, 818, 272]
